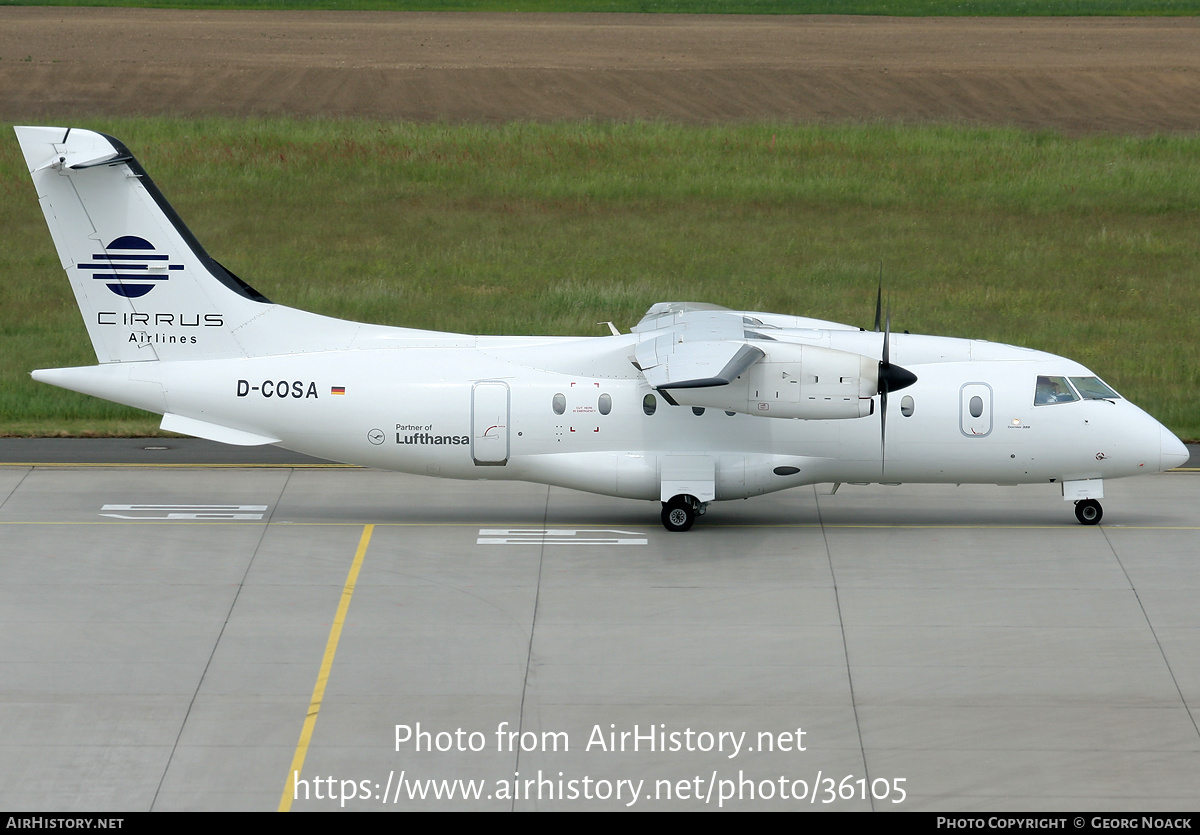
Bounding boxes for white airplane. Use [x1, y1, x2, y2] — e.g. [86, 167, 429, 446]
[15, 126, 1190, 531]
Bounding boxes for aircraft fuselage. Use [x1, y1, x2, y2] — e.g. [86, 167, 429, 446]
[36, 328, 1178, 503]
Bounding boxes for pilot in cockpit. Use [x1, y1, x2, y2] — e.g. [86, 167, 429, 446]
[1035, 376, 1076, 406]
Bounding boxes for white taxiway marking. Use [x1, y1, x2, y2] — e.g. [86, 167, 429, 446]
[477, 528, 647, 545]
[100, 503, 268, 520]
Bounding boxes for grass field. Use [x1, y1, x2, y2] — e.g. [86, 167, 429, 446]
[1, 1, 1198, 15]
[3, 118, 1198, 438]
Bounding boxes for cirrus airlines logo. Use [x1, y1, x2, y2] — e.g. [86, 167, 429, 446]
[77, 235, 183, 298]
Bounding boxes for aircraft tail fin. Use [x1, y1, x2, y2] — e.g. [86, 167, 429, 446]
[17, 126, 303, 363]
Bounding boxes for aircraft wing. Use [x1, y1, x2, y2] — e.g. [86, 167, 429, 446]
[632, 305, 766, 389]
[632, 301, 733, 329]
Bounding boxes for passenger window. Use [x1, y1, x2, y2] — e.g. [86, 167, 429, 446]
[643, 394, 657, 416]
[969, 395, 984, 418]
[552, 393, 566, 415]
[1034, 376, 1078, 406]
[901, 395, 914, 417]
[598, 393, 612, 415]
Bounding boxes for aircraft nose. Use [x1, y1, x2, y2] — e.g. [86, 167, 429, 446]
[1161, 426, 1190, 471]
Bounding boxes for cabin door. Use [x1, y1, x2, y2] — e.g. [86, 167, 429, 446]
[471, 381, 510, 465]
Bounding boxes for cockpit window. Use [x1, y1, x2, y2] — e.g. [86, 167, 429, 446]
[1069, 376, 1120, 400]
[1034, 375, 1079, 406]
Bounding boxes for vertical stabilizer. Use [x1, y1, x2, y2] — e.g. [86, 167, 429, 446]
[16, 126, 274, 363]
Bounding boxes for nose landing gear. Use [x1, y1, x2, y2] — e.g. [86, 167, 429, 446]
[1074, 499, 1103, 525]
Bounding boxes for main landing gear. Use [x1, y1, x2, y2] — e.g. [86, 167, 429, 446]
[661, 494, 707, 532]
[1074, 499, 1103, 525]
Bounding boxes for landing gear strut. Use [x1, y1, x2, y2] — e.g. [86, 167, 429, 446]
[661, 494, 705, 532]
[1074, 499, 1103, 525]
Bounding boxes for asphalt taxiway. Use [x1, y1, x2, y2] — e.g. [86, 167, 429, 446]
[1, 441, 1197, 811]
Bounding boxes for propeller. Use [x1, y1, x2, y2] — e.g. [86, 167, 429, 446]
[873, 266, 883, 333]
[877, 301, 917, 470]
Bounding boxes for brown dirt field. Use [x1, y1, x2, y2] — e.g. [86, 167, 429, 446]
[1, 9, 1199, 133]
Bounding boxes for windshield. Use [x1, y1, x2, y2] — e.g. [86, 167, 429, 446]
[1035, 375, 1121, 406]
[1034, 376, 1078, 406]
[1069, 376, 1120, 400]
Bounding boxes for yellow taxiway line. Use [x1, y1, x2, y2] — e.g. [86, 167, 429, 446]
[278, 524, 374, 813]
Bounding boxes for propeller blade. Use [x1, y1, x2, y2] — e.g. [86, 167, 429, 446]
[883, 305, 891, 364]
[881, 305, 890, 468]
[873, 272, 883, 332]
[880, 384, 888, 467]
[878, 303, 917, 393]
[877, 302, 918, 471]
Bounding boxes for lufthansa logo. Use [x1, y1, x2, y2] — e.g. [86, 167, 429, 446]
[77, 235, 183, 299]
[367, 429, 385, 445]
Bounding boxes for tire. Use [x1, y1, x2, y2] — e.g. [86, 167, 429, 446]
[661, 497, 696, 532]
[1074, 499, 1103, 525]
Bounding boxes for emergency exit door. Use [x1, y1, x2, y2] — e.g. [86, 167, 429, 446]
[960, 383, 993, 437]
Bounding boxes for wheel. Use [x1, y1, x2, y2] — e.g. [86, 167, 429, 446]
[660, 497, 696, 532]
[1074, 499, 1103, 525]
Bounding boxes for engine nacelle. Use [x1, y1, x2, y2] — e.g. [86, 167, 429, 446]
[665, 343, 877, 419]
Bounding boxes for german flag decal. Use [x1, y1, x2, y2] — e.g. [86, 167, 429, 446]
[331, 386, 346, 395]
